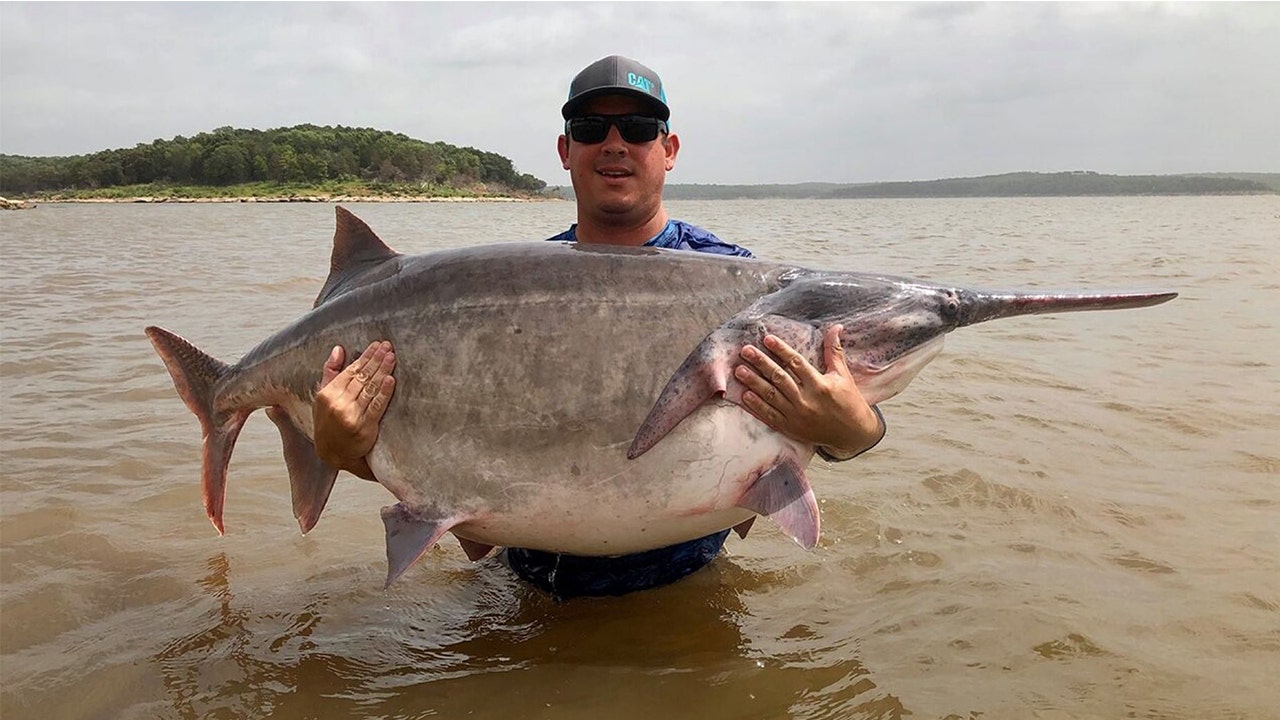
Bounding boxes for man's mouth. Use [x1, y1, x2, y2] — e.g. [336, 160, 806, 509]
[597, 166, 632, 178]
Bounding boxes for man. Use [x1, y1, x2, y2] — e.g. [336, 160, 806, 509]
[313, 56, 885, 598]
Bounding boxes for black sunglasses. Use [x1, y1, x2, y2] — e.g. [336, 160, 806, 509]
[565, 114, 669, 144]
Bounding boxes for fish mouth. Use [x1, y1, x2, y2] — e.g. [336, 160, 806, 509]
[851, 336, 948, 405]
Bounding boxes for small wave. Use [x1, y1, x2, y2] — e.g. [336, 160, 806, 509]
[1107, 551, 1177, 574]
[1032, 632, 1110, 660]
[921, 469, 1081, 520]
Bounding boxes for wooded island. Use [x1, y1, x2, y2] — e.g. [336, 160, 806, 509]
[1, 124, 1273, 202]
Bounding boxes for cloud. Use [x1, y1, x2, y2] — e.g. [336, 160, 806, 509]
[2, 2, 1276, 184]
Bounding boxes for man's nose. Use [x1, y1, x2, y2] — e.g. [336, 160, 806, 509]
[600, 124, 628, 153]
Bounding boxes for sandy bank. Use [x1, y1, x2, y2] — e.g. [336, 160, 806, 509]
[0, 196, 35, 210]
[23, 194, 560, 205]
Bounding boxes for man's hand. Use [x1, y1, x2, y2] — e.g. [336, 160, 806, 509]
[313, 340, 397, 480]
[734, 325, 884, 460]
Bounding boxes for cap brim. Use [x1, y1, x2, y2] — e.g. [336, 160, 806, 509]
[561, 87, 670, 120]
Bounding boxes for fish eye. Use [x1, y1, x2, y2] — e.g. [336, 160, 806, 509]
[941, 293, 961, 317]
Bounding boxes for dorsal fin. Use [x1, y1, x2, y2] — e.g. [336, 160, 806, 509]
[313, 207, 402, 307]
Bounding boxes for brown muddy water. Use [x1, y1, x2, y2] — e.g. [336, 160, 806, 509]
[1, 197, 1277, 720]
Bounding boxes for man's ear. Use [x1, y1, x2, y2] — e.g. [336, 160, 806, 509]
[664, 133, 680, 171]
[558, 135, 571, 170]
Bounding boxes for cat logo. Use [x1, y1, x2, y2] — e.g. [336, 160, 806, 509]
[627, 72, 654, 93]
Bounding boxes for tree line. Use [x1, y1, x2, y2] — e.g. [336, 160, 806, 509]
[0, 125, 547, 195]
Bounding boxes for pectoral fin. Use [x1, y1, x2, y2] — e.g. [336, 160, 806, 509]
[736, 458, 820, 549]
[265, 406, 339, 534]
[628, 335, 729, 459]
[628, 314, 822, 459]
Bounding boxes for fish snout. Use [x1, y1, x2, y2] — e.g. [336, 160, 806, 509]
[955, 288, 1179, 327]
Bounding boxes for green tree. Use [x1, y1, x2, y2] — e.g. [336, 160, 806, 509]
[204, 144, 250, 185]
[0, 123, 553, 195]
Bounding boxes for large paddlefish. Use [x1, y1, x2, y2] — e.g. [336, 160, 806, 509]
[147, 208, 1176, 586]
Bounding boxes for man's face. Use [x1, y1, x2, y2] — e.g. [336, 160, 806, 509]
[558, 94, 680, 232]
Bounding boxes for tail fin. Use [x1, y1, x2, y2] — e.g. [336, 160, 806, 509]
[145, 326, 248, 535]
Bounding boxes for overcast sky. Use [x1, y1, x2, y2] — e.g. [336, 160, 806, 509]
[2, 2, 1277, 185]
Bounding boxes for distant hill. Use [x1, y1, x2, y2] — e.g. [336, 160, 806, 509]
[0, 125, 548, 197]
[1185, 172, 1280, 192]
[555, 171, 1277, 200]
[825, 171, 1274, 198]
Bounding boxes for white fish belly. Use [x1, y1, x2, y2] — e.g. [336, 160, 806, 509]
[369, 401, 811, 556]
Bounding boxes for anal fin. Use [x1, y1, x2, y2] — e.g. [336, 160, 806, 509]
[736, 458, 820, 548]
[381, 504, 459, 587]
[266, 406, 339, 534]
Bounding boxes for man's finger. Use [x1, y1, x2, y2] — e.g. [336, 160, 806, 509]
[734, 363, 793, 413]
[361, 376, 397, 423]
[358, 348, 397, 406]
[761, 334, 822, 387]
[740, 390, 783, 431]
[823, 325, 851, 379]
[320, 345, 345, 388]
[740, 344, 801, 401]
[339, 341, 388, 400]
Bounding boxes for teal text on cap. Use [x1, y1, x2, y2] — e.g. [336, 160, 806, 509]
[562, 55, 671, 121]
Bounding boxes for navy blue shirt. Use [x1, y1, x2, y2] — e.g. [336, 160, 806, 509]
[502, 220, 751, 598]
[545, 219, 754, 258]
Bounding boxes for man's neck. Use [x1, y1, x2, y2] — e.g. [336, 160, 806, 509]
[573, 209, 670, 246]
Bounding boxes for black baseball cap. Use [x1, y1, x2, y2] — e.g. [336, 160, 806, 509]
[561, 55, 670, 121]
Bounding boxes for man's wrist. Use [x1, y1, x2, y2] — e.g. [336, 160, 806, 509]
[343, 456, 376, 481]
[319, 445, 376, 480]
[817, 405, 886, 463]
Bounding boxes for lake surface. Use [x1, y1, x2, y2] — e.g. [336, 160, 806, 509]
[1, 197, 1277, 719]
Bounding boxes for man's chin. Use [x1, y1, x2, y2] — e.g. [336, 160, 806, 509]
[590, 191, 639, 215]
[597, 201, 636, 215]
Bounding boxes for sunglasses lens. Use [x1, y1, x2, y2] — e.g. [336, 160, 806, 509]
[568, 116, 666, 144]
[617, 118, 661, 143]
[569, 118, 609, 143]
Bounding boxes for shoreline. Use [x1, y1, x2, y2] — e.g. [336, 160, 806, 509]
[11, 194, 560, 206]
